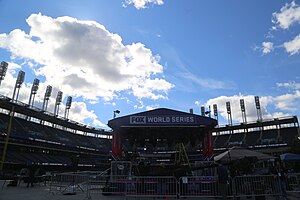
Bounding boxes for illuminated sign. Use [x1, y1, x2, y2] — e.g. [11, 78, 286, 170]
[130, 115, 195, 124]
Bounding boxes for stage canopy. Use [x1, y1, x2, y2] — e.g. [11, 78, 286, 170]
[108, 108, 218, 153]
[280, 153, 300, 162]
[108, 108, 217, 129]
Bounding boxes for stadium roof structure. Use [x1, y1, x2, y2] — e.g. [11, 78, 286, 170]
[108, 108, 218, 129]
[0, 95, 111, 135]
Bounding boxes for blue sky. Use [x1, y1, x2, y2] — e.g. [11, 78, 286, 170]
[0, 0, 300, 129]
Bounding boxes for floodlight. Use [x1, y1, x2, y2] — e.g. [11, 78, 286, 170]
[28, 78, 40, 107]
[66, 96, 72, 109]
[201, 106, 205, 116]
[113, 110, 120, 118]
[12, 70, 25, 101]
[54, 91, 63, 117]
[254, 96, 260, 109]
[213, 104, 218, 116]
[56, 91, 63, 105]
[45, 85, 52, 100]
[16, 70, 25, 87]
[31, 78, 40, 94]
[0, 61, 8, 81]
[226, 102, 231, 114]
[240, 99, 245, 112]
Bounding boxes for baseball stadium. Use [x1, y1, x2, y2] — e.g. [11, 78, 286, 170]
[1, 67, 300, 200]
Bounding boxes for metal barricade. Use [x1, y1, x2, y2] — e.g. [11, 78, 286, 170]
[232, 175, 281, 198]
[179, 176, 229, 198]
[87, 175, 177, 199]
[49, 172, 89, 195]
[287, 173, 300, 193]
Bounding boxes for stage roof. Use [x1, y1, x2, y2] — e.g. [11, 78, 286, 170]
[0, 95, 110, 135]
[108, 108, 218, 130]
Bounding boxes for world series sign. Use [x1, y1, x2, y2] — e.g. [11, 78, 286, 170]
[129, 115, 196, 125]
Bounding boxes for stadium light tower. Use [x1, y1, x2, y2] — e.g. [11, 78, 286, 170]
[226, 101, 233, 126]
[42, 85, 52, 112]
[255, 96, 263, 122]
[54, 91, 63, 117]
[113, 110, 120, 119]
[213, 104, 218, 122]
[28, 78, 40, 107]
[64, 96, 72, 119]
[12, 70, 25, 102]
[0, 61, 8, 86]
[240, 99, 247, 124]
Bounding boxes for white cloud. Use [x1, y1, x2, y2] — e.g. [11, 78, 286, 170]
[260, 1, 300, 55]
[123, 0, 164, 9]
[261, 42, 274, 54]
[283, 34, 300, 55]
[206, 95, 273, 124]
[206, 85, 300, 124]
[0, 13, 173, 102]
[272, 1, 300, 30]
[0, 13, 174, 128]
[277, 81, 300, 90]
[273, 90, 300, 111]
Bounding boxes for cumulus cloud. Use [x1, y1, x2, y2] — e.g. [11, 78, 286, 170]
[0, 13, 173, 101]
[123, 0, 164, 9]
[0, 13, 174, 128]
[261, 42, 274, 54]
[205, 83, 300, 124]
[283, 34, 300, 55]
[272, 1, 300, 30]
[277, 81, 300, 90]
[260, 1, 300, 55]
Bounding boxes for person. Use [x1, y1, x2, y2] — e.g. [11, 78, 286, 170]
[27, 162, 36, 188]
[217, 163, 229, 200]
[277, 162, 289, 200]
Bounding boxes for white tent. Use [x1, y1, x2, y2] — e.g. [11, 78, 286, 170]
[214, 147, 274, 163]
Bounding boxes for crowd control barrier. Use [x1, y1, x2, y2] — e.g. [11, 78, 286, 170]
[232, 175, 282, 198]
[49, 172, 298, 199]
[178, 176, 232, 198]
[49, 172, 89, 195]
[286, 173, 300, 193]
[87, 175, 177, 199]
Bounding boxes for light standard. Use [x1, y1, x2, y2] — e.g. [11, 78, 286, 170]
[64, 96, 72, 119]
[42, 85, 52, 112]
[12, 70, 25, 102]
[0, 61, 8, 86]
[54, 91, 63, 117]
[113, 110, 120, 119]
[28, 78, 40, 107]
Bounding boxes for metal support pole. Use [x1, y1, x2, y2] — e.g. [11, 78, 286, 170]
[0, 107, 15, 171]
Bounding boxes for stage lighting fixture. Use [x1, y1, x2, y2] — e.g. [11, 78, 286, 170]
[113, 110, 120, 119]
